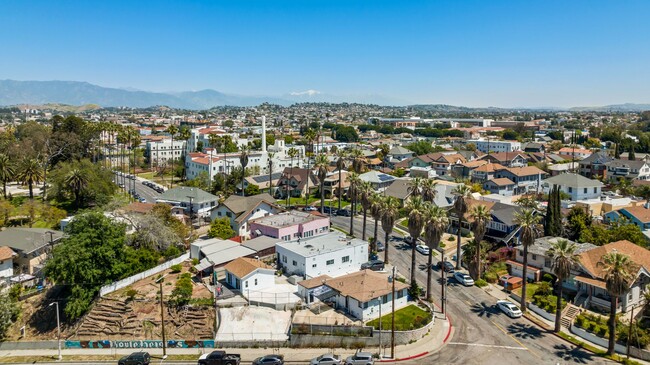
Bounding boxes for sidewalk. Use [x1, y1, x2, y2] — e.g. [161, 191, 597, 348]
[0, 313, 452, 363]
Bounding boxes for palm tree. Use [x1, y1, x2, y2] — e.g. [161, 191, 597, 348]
[18, 158, 43, 199]
[0, 154, 15, 199]
[370, 192, 383, 247]
[423, 204, 449, 304]
[346, 172, 361, 236]
[314, 154, 329, 213]
[469, 204, 491, 280]
[267, 152, 275, 196]
[513, 208, 542, 313]
[547, 239, 581, 332]
[598, 252, 636, 355]
[239, 147, 249, 196]
[452, 184, 472, 270]
[65, 168, 89, 210]
[406, 196, 427, 286]
[287, 147, 299, 208]
[350, 148, 364, 173]
[358, 181, 373, 241]
[408, 177, 424, 197]
[166, 124, 179, 188]
[380, 196, 400, 265]
[304, 128, 317, 155]
[177, 126, 192, 181]
[421, 179, 438, 202]
[335, 149, 347, 211]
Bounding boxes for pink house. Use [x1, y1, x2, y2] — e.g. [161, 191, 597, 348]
[249, 211, 330, 241]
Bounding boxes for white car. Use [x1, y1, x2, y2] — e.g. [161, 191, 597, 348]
[415, 244, 430, 255]
[453, 272, 474, 286]
[497, 300, 523, 318]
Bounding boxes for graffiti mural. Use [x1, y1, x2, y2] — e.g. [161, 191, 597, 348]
[65, 340, 215, 349]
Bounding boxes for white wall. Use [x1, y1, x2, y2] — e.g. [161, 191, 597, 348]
[0, 259, 12, 278]
[334, 291, 409, 321]
[242, 270, 275, 291]
[277, 243, 368, 279]
[211, 202, 276, 236]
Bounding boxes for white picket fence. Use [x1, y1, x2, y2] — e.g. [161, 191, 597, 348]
[99, 253, 190, 297]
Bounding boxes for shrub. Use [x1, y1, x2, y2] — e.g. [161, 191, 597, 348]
[191, 258, 199, 265]
[542, 273, 555, 283]
[170, 264, 182, 273]
[125, 289, 138, 300]
[475, 279, 488, 288]
[483, 271, 498, 283]
[163, 245, 181, 260]
[447, 236, 455, 242]
[597, 325, 608, 338]
[171, 274, 193, 306]
[575, 315, 585, 328]
[535, 282, 552, 296]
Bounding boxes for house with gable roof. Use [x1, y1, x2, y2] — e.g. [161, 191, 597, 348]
[224, 257, 275, 291]
[542, 173, 604, 201]
[494, 166, 548, 195]
[211, 193, 282, 237]
[604, 206, 650, 230]
[275, 167, 319, 199]
[578, 151, 613, 179]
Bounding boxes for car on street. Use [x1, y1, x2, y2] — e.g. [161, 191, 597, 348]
[344, 351, 374, 365]
[453, 272, 474, 286]
[198, 350, 242, 365]
[375, 241, 385, 252]
[337, 208, 351, 216]
[303, 206, 318, 211]
[437, 260, 455, 272]
[118, 352, 151, 365]
[404, 236, 415, 245]
[310, 354, 342, 365]
[415, 244, 430, 255]
[361, 260, 385, 271]
[252, 354, 284, 365]
[496, 300, 522, 318]
[138, 197, 147, 203]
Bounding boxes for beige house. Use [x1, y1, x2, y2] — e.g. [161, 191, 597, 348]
[0, 228, 63, 275]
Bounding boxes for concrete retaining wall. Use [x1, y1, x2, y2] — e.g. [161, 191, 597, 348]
[0, 341, 58, 350]
[529, 302, 556, 322]
[570, 325, 627, 354]
[630, 346, 650, 361]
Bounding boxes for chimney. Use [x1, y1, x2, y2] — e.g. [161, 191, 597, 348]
[262, 116, 267, 153]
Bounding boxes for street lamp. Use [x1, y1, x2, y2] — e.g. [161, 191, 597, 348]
[155, 275, 168, 358]
[48, 302, 61, 361]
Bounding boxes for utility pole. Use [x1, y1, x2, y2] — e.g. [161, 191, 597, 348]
[378, 293, 382, 358]
[441, 252, 446, 315]
[48, 302, 61, 361]
[187, 196, 194, 237]
[155, 276, 167, 358]
[391, 266, 396, 359]
[214, 270, 219, 339]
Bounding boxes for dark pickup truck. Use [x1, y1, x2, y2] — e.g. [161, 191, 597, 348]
[198, 350, 241, 365]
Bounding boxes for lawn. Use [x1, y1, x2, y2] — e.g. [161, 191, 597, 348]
[366, 304, 432, 331]
[513, 282, 539, 300]
[399, 219, 409, 229]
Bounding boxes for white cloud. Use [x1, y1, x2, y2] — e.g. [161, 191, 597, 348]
[289, 89, 321, 96]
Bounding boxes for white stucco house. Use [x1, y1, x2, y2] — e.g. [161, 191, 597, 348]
[0, 246, 16, 279]
[223, 257, 275, 291]
[276, 232, 368, 279]
[211, 193, 282, 238]
[542, 173, 604, 201]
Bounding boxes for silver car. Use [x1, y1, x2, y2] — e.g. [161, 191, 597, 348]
[345, 352, 374, 365]
[310, 354, 341, 365]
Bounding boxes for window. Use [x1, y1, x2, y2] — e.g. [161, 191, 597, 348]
[382, 295, 389, 304]
[245, 281, 248, 288]
[326, 259, 334, 265]
[594, 187, 597, 193]
[532, 254, 537, 260]
[545, 258, 552, 268]
[358, 300, 363, 308]
[282, 255, 287, 263]
[397, 289, 405, 299]
[254, 278, 258, 285]
[312, 264, 317, 268]
[584, 188, 588, 194]
[568, 187, 573, 193]
[292, 260, 297, 266]
[342, 256, 350, 263]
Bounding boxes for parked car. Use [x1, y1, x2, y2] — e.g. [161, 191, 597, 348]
[404, 236, 415, 245]
[437, 261, 455, 272]
[252, 355, 284, 365]
[344, 351, 374, 365]
[496, 300, 522, 318]
[337, 208, 351, 217]
[118, 352, 151, 365]
[415, 244, 430, 255]
[138, 197, 147, 203]
[198, 350, 242, 365]
[375, 241, 385, 252]
[310, 354, 342, 365]
[361, 260, 385, 271]
[303, 206, 318, 211]
[453, 272, 474, 286]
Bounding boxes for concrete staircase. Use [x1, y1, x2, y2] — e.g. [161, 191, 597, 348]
[561, 304, 581, 328]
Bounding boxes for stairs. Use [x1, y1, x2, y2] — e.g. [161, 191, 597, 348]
[561, 304, 581, 328]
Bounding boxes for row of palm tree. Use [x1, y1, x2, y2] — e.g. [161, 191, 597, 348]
[0, 154, 45, 200]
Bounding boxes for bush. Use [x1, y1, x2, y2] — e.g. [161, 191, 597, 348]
[125, 289, 138, 300]
[542, 273, 555, 283]
[191, 258, 199, 265]
[597, 325, 608, 338]
[535, 281, 552, 296]
[171, 274, 193, 306]
[475, 279, 488, 288]
[483, 271, 498, 283]
[163, 245, 181, 260]
[447, 236, 455, 242]
[170, 264, 182, 273]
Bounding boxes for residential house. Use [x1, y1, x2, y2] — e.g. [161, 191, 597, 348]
[275, 232, 368, 279]
[558, 147, 593, 160]
[467, 139, 521, 153]
[384, 179, 412, 206]
[542, 173, 604, 201]
[604, 159, 650, 182]
[157, 187, 218, 218]
[470, 163, 506, 183]
[481, 152, 528, 168]
[212, 193, 281, 237]
[0, 247, 16, 279]
[323, 170, 350, 199]
[323, 270, 410, 321]
[224, 257, 275, 292]
[191, 238, 258, 273]
[604, 206, 650, 230]
[483, 178, 516, 196]
[359, 171, 396, 192]
[454, 160, 488, 179]
[275, 167, 319, 199]
[429, 153, 467, 177]
[249, 211, 330, 241]
[494, 166, 548, 195]
[523, 142, 546, 153]
[387, 146, 414, 165]
[578, 151, 614, 179]
[241, 172, 283, 194]
[548, 162, 579, 176]
[0, 228, 63, 275]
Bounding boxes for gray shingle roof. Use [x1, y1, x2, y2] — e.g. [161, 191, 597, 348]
[158, 187, 218, 204]
[528, 237, 597, 257]
[0, 228, 63, 254]
[543, 173, 604, 188]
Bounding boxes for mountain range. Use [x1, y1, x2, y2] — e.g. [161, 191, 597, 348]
[0, 79, 648, 111]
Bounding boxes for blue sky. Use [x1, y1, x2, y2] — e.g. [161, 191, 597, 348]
[1, 0, 649, 107]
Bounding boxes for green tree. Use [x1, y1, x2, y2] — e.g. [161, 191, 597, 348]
[452, 184, 472, 270]
[18, 158, 43, 199]
[598, 252, 635, 355]
[514, 208, 542, 313]
[335, 149, 347, 211]
[544, 186, 562, 237]
[406, 196, 426, 287]
[244, 184, 261, 196]
[49, 159, 116, 210]
[0, 293, 19, 339]
[171, 273, 193, 306]
[207, 217, 236, 239]
[239, 147, 249, 197]
[380, 196, 400, 265]
[423, 204, 449, 304]
[0, 154, 15, 199]
[314, 154, 329, 213]
[64, 168, 89, 210]
[405, 140, 435, 156]
[547, 239, 581, 332]
[566, 206, 592, 241]
[469, 204, 491, 280]
[358, 181, 373, 241]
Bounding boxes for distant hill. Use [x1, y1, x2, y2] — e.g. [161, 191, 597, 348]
[569, 103, 650, 112]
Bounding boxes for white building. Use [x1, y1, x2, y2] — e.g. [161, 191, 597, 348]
[0, 247, 16, 279]
[468, 139, 521, 153]
[276, 232, 368, 279]
[223, 257, 275, 291]
[156, 187, 219, 218]
[211, 193, 280, 238]
[542, 173, 604, 201]
[146, 139, 186, 165]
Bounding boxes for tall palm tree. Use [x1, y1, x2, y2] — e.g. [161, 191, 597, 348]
[18, 158, 43, 199]
[406, 196, 427, 286]
[287, 147, 299, 208]
[513, 208, 542, 313]
[267, 152, 275, 196]
[452, 184, 472, 270]
[598, 252, 636, 355]
[65, 168, 89, 210]
[358, 181, 373, 241]
[314, 154, 329, 213]
[177, 126, 192, 181]
[469, 204, 491, 280]
[0, 154, 15, 199]
[350, 148, 365, 173]
[304, 128, 317, 155]
[547, 239, 581, 333]
[423, 204, 449, 304]
[166, 124, 179, 188]
[335, 149, 347, 211]
[346, 172, 361, 236]
[370, 192, 383, 247]
[117, 127, 128, 190]
[380, 196, 400, 265]
[421, 179, 438, 202]
[408, 177, 424, 197]
[239, 147, 249, 196]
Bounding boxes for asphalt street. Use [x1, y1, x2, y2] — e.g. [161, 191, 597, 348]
[112, 172, 162, 203]
[331, 214, 613, 365]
